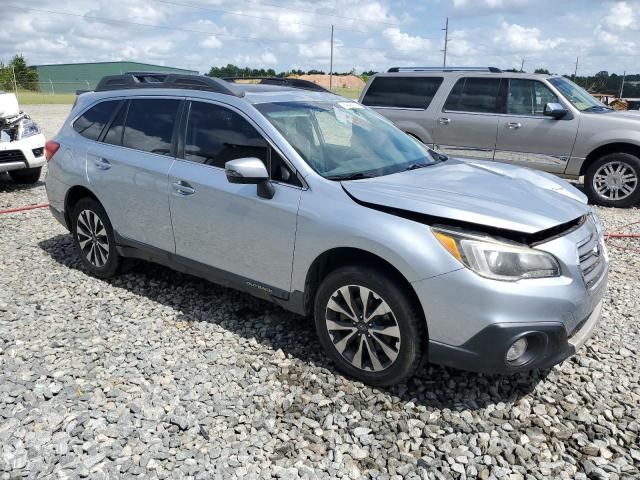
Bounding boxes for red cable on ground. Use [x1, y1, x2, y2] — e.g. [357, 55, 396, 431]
[0, 203, 50, 215]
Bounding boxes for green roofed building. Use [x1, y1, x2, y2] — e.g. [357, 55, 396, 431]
[33, 61, 199, 94]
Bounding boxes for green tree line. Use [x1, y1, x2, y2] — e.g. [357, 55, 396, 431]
[0, 55, 39, 91]
[206, 64, 365, 79]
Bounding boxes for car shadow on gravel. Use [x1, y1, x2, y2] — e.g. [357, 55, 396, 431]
[39, 233, 548, 411]
[0, 173, 44, 192]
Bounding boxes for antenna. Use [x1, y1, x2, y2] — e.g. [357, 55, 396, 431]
[441, 17, 449, 68]
[330, 25, 334, 91]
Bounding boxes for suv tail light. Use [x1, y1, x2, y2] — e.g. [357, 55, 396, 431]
[45, 140, 60, 161]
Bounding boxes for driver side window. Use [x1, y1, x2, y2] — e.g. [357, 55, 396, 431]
[507, 79, 559, 116]
[184, 101, 300, 186]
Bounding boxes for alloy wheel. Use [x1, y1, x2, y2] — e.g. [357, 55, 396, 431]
[76, 209, 110, 268]
[593, 161, 638, 201]
[325, 285, 401, 372]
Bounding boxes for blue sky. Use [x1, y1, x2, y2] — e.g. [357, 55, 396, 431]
[0, 0, 637, 75]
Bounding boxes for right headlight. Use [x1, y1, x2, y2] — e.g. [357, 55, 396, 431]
[432, 227, 561, 281]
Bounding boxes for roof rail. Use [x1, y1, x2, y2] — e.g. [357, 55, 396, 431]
[95, 72, 241, 97]
[387, 66, 503, 73]
[223, 77, 330, 93]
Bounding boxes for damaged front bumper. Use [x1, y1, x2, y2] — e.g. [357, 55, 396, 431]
[0, 112, 46, 173]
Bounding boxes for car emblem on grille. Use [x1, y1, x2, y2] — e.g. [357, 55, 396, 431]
[592, 244, 599, 257]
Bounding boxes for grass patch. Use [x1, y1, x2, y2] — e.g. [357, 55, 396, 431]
[16, 91, 76, 105]
[331, 87, 362, 100]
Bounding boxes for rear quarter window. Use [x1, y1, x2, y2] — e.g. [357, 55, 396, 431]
[73, 100, 120, 141]
[362, 76, 443, 109]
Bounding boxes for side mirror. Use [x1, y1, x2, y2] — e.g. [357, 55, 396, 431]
[225, 157, 275, 199]
[544, 102, 568, 119]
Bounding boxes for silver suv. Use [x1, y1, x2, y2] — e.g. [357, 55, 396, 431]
[360, 67, 640, 208]
[45, 73, 608, 386]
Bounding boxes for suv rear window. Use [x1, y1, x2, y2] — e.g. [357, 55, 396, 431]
[73, 100, 120, 141]
[362, 76, 443, 109]
[444, 78, 502, 113]
[122, 99, 180, 156]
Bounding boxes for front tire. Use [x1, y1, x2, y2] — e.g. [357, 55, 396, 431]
[9, 167, 42, 184]
[314, 266, 425, 386]
[71, 197, 121, 279]
[584, 153, 640, 207]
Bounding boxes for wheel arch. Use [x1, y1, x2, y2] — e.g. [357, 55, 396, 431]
[581, 142, 640, 176]
[301, 247, 426, 326]
[63, 185, 102, 229]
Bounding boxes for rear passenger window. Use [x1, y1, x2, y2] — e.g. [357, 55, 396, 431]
[73, 100, 119, 141]
[102, 101, 127, 146]
[122, 99, 180, 155]
[444, 78, 501, 113]
[362, 77, 443, 109]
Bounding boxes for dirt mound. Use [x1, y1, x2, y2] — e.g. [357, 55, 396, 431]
[288, 74, 365, 89]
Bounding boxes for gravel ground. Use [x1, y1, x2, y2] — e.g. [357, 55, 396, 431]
[1, 105, 639, 479]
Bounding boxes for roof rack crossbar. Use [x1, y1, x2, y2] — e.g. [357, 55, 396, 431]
[95, 72, 241, 96]
[388, 66, 503, 73]
[223, 77, 330, 93]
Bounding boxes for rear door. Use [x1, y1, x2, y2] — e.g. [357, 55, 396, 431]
[86, 97, 181, 251]
[494, 78, 579, 173]
[168, 99, 302, 294]
[432, 76, 502, 160]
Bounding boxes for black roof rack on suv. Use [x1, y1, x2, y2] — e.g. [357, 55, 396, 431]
[95, 72, 241, 97]
[387, 66, 503, 73]
[223, 77, 330, 93]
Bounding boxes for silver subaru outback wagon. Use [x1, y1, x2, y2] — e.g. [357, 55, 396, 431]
[45, 73, 608, 386]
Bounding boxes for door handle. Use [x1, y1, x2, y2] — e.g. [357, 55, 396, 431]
[438, 117, 451, 125]
[507, 122, 522, 129]
[94, 158, 111, 170]
[172, 180, 196, 196]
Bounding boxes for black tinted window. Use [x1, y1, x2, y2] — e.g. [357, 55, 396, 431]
[122, 99, 180, 155]
[445, 78, 501, 113]
[185, 102, 268, 168]
[74, 100, 119, 141]
[103, 101, 127, 146]
[362, 76, 443, 109]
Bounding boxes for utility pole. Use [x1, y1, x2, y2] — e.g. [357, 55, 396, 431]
[441, 17, 449, 68]
[573, 57, 579, 80]
[329, 24, 334, 91]
[520, 59, 525, 73]
[11, 65, 18, 94]
[620, 70, 626, 98]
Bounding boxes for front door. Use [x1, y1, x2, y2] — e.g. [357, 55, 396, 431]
[86, 97, 181, 252]
[432, 77, 502, 160]
[168, 100, 302, 295]
[494, 78, 579, 174]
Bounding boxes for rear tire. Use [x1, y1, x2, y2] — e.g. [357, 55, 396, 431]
[71, 197, 121, 279]
[314, 265, 425, 386]
[584, 153, 640, 207]
[9, 167, 41, 184]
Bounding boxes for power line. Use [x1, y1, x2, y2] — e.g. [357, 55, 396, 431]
[3, 5, 386, 52]
[150, 0, 375, 34]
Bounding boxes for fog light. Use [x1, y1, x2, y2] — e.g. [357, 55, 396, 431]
[505, 337, 528, 364]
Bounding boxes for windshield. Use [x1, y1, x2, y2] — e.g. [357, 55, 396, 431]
[548, 77, 609, 112]
[256, 101, 436, 179]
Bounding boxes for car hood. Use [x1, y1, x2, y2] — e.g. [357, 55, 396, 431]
[342, 158, 589, 234]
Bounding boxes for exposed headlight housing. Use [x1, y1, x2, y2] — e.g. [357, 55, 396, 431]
[17, 118, 41, 140]
[432, 227, 561, 281]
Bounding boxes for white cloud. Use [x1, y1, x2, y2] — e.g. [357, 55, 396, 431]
[493, 22, 564, 53]
[201, 36, 223, 49]
[452, 0, 530, 11]
[383, 28, 432, 53]
[604, 1, 635, 30]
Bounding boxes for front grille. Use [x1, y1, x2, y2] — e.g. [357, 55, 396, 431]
[577, 226, 606, 291]
[0, 149, 27, 164]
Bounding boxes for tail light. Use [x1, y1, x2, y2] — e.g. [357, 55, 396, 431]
[45, 140, 60, 161]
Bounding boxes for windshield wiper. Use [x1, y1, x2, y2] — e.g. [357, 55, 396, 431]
[326, 172, 374, 181]
[582, 105, 613, 112]
[405, 162, 433, 171]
